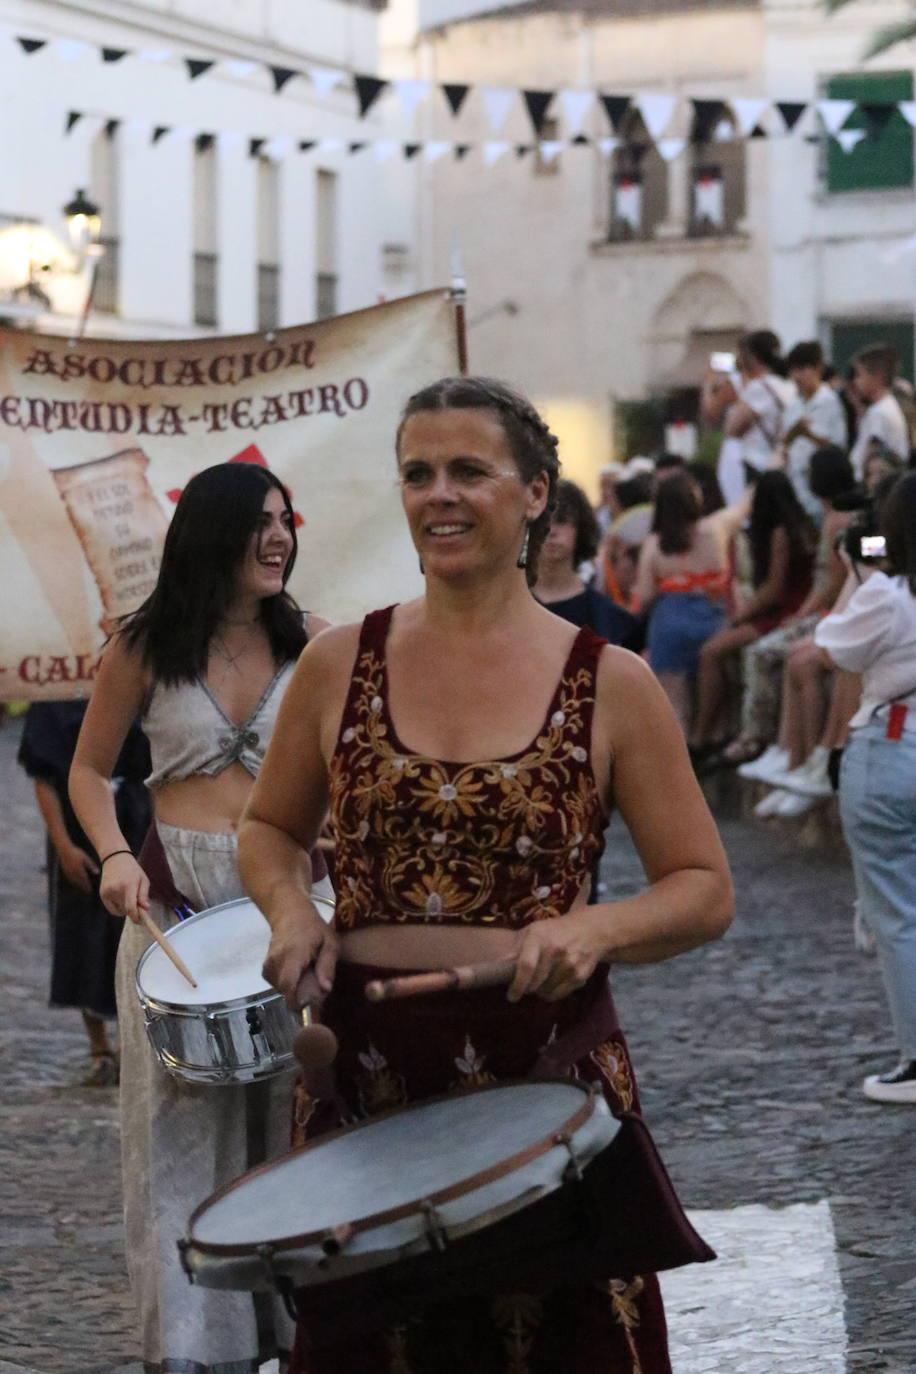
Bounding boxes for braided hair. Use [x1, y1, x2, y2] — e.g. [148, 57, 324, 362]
[396, 376, 560, 586]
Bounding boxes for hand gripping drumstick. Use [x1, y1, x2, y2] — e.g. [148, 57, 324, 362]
[292, 1006, 339, 1071]
[365, 959, 516, 1003]
[139, 910, 198, 989]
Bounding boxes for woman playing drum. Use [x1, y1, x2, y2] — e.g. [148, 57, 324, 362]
[70, 462, 328, 1374]
[239, 378, 734, 1374]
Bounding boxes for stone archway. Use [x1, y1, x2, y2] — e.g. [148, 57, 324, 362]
[649, 271, 750, 387]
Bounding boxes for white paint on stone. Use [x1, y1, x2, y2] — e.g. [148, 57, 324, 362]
[662, 1201, 847, 1373]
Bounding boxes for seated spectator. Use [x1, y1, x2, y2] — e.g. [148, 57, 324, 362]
[654, 453, 687, 486]
[534, 478, 641, 650]
[724, 331, 796, 488]
[781, 341, 848, 519]
[689, 471, 816, 758]
[596, 468, 654, 607]
[849, 343, 909, 476]
[686, 460, 725, 517]
[595, 462, 625, 537]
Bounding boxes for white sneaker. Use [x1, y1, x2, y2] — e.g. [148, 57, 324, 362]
[738, 745, 789, 782]
[863, 1062, 916, 1104]
[774, 789, 822, 817]
[754, 788, 792, 818]
[770, 746, 833, 796]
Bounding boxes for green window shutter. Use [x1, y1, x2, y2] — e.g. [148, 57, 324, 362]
[826, 70, 914, 193]
[829, 319, 915, 385]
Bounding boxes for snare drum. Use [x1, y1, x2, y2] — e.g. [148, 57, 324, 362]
[136, 888, 334, 1086]
[182, 1080, 625, 1338]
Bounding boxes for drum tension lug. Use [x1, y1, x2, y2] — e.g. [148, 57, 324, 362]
[557, 1131, 584, 1183]
[177, 1237, 194, 1284]
[321, 1223, 354, 1258]
[420, 1200, 449, 1253]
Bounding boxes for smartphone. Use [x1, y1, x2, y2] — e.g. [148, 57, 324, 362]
[710, 351, 736, 373]
[860, 535, 887, 559]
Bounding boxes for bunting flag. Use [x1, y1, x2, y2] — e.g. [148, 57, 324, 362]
[225, 59, 259, 78]
[560, 89, 594, 137]
[185, 58, 215, 80]
[818, 99, 855, 135]
[270, 66, 299, 94]
[637, 92, 677, 141]
[481, 87, 516, 135]
[394, 79, 430, 118]
[860, 101, 897, 136]
[424, 140, 452, 162]
[482, 140, 510, 166]
[310, 66, 345, 97]
[442, 83, 470, 117]
[522, 89, 554, 136]
[354, 74, 387, 118]
[777, 101, 807, 133]
[732, 97, 769, 138]
[57, 39, 91, 61]
[657, 136, 686, 162]
[102, 48, 128, 63]
[538, 139, 563, 164]
[65, 110, 82, 133]
[17, 37, 47, 54]
[837, 128, 867, 154]
[899, 100, 916, 128]
[691, 99, 728, 143]
[600, 95, 631, 132]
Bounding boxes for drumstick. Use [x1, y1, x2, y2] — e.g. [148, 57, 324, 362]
[292, 1006, 339, 1071]
[365, 959, 515, 1003]
[139, 909, 198, 989]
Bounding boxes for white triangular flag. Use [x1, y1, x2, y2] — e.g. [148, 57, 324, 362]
[899, 101, 916, 128]
[310, 66, 346, 98]
[481, 87, 516, 135]
[424, 140, 452, 162]
[124, 118, 152, 137]
[818, 99, 855, 136]
[317, 137, 344, 155]
[731, 97, 768, 138]
[713, 118, 734, 143]
[538, 140, 563, 164]
[57, 39, 90, 61]
[597, 137, 619, 158]
[657, 137, 685, 162]
[637, 92, 677, 141]
[217, 130, 244, 154]
[482, 140, 510, 166]
[167, 126, 196, 144]
[137, 48, 171, 63]
[559, 89, 594, 137]
[374, 139, 398, 163]
[225, 59, 258, 79]
[394, 79, 429, 119]
[264, 135, 294, 161]
[837, 129, 866, 154]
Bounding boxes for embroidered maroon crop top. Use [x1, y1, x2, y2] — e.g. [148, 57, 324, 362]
[328, 606, 608, 932]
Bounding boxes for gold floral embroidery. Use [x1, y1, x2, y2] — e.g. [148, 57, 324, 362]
[354, 1041, 408, 1117]
[330, 635, 604, 932]
[590, 1039, 635, 1112]
[491, 1292, 543, 1374]
[608, 1276, 645, 1374]
[291, 1081, 318, 1149]
[451, 1035, 496, 1090]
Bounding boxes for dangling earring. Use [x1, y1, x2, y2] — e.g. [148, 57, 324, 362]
[419, 555, 425, 574]
[517, 524, 530, 570]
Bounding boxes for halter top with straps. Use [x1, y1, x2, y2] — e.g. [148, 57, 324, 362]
[328, 606, 608, 933]
[143, 663, 295, 790]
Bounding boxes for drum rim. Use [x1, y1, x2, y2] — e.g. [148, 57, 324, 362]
[135, 893, 334, 1011]
[187, 1079, 603, 1258]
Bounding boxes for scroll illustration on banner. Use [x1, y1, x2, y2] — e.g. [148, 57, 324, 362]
[0, 289, 462, 701]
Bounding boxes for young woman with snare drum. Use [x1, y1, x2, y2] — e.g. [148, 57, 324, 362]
[240, 378, 734, 1374]
[70, 462, 329, 1374]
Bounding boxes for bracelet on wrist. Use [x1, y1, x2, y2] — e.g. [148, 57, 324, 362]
[99, 848, 133, 868]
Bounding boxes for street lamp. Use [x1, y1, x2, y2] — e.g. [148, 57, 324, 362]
[62, 187, 101, 264]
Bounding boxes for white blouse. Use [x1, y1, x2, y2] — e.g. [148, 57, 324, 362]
[815, 571, 916, 730]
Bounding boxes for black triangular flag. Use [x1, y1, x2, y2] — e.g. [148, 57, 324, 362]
[17, 37, 46, 54]
[860, 101, 895, 136]
[250, 137, 266, 158]
[186, 58, 215, 80]
[777, 101, 806, 132]
[749, 124, 768, 139]
[102, 48, 128, 63]
[691, 99, 727, 144]
[270, 65, 298, 93]
[195, 133, 215, 153]
[455, 144, 471, 160]
[105, 119, 120, 139]
[600, 95, 630, 132]
[572, 133, 590, 146]
[515, 144, 533, 158]
[354, 74, 387, 118]
[152, 126, 171, 144]
[299, 140, 317, 152]
[442, 83, 470, 117]
[522, 89, 554, 136]
[348, 141, 367, 154]
[404, 143, 422, 159]
[65, 111, 82, 134]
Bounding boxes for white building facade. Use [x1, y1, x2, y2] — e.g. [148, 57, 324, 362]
[0, 0, 390, 339]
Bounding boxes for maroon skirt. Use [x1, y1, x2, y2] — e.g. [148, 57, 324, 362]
[288, 963, 675, 1374]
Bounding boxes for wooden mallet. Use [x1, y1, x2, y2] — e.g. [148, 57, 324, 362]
[365, 959, 516, 1003]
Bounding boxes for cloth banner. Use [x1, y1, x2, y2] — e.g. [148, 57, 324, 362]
[0, 290, 460, 701]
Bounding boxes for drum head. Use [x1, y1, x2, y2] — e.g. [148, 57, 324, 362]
[137, 893, 334, 1008]
[191, 1081, 599, 1251]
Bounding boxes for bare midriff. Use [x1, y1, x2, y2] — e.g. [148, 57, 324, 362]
[152, 764, 255, 834]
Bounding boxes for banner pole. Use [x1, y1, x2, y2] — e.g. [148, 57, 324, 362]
[449, 237, 468, 375]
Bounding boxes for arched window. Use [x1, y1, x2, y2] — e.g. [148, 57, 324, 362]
[608, 109, 668, 241]
[688, 105, 746, 238]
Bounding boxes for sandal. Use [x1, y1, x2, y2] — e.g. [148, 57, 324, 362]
[720, 737, 764, 767]
[82, 1050, 119, 1088]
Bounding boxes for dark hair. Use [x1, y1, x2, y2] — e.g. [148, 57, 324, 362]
[396, 376, 560, 587]
[652, 470, 703, 554]
[853, 342, 897, 387]
[748, 470, 815, 587]
[786, 340, 824, 372]
[655, 453, 686, 474]
[808, 446, 856, 503]
[120, 463, 305, 684]
[686, 460, 725, 515]
[881, 470, 916, 594]
[553, 478, 600, 565]
[614, 472, 653, 510]
[740, 329, 786, 377]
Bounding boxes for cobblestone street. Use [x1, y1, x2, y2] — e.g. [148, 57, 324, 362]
[1, 717, 914, 1374]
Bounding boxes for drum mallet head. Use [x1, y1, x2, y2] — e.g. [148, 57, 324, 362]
[293, 1007, 338, 1070]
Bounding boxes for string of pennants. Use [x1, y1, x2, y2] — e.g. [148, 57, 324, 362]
[9, 25, 916, 151]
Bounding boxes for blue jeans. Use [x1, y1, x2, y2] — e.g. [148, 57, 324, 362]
[839, 722, 916, 1061]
